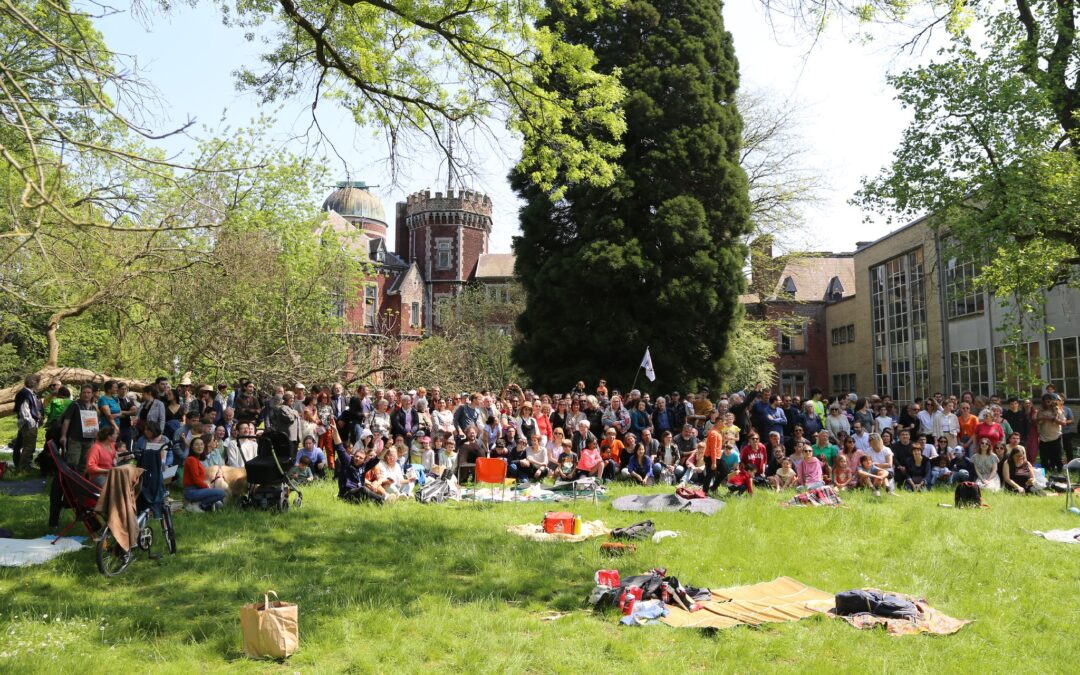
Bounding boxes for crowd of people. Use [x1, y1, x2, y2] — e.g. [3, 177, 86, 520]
[10, 372, 1076, 511]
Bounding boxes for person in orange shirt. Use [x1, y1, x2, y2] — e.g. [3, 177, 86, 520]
[957, 402, 979, 455]
[183, 438, 227, 512]
[703, 426, 726, 493]
[600, 428, 625, 469]
[85, 426, 119, 488]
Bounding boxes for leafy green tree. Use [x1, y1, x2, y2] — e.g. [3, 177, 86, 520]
[512, 0, 752, 393]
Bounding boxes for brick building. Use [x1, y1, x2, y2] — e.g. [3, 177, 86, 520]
[321, 181, 499, 344]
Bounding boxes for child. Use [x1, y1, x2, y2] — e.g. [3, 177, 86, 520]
[288, 455, 315, 484]
[682, 442, 707, 486]
[832, 454, 853, 490]
[554, 445, 578, 482]
[856, 454, 889, 495]
[419, 436, 435, 471]
[930, 454, 952, 488]
[726, 463, 753, 495]
[775, 458, 797, 489]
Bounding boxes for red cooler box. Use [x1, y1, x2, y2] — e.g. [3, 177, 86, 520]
[543, 511, 575, 534]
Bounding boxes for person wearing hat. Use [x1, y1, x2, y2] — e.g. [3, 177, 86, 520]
[189, 383, 215, 418]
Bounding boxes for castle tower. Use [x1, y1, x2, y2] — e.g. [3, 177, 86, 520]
[322, 181, 388, 239]
[399, 188, 493, 329]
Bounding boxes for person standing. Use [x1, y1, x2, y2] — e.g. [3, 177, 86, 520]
[1036, 394, 1067, 472]
[58, 384, 99, 472]
[14, 374, 43, 471]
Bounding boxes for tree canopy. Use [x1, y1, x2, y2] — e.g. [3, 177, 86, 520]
[512, 0, 752, 393]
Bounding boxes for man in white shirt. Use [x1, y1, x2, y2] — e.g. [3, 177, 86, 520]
[851, 421, 872, 452]
[225, 422, 259, 467]
[916, 399, 936, 440]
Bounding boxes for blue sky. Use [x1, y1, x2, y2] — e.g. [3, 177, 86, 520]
[94, 2, 925, 255]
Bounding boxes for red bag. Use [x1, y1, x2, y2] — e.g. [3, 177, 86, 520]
[676, 487, 707, 500]
[542, 511, 575, 534]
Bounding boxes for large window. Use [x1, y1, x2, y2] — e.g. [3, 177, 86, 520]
[870, 249, 929, 404]
[779, 320, 808, 353]
[363, 285, 377, 328]
[945, 257, 984, 319]
[833, 373, 856, 396]
[831, 324, 855, 345]
[994, 342, 1041, 399]
[950, 348, 989, 398]
[433, 293, 451, 327]
[1048, 336, 1080, 401]
[330, 290, 345, 319]
[435, 238, 453, 270]
[778, 371, 807, 399]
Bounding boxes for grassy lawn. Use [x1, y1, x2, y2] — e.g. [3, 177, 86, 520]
[1, 474, 1079, 673]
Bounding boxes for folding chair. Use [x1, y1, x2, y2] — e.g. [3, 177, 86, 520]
[473, 457, 508, 501]
[46, 441, 102, 544]
[1064, 458, 1080, 512]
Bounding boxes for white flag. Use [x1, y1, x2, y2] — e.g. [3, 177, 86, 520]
[640, 347, 656, 382]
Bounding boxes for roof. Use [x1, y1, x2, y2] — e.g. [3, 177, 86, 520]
[474, 253, 515, 279]
[322, 182, 387, 224]
[766, 255, 856, 302]
[317, 210, 369, 259]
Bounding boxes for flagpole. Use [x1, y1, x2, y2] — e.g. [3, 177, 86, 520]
[631, 345, 649, 391]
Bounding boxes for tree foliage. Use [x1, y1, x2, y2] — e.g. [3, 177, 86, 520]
[512, 0, 752, 393]
[394, 283, 524, 392]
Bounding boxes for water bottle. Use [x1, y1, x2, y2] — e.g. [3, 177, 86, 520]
[573, 513, 583, 535]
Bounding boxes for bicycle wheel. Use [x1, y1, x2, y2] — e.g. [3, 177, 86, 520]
[96, 526, 132, 576]
[161, 505, 177, 555]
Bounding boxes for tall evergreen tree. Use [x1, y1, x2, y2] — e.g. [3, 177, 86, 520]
[512, 0, 752, 392]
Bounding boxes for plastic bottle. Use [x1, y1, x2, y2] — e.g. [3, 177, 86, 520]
[573, 513, 582, 535]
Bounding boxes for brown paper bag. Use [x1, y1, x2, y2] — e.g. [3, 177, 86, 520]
[240, 590, 299, 659]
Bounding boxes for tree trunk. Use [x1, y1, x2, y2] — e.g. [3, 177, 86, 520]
[0, 366, 148, 417]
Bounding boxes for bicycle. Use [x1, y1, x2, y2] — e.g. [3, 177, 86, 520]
[96, 448, 177, 576]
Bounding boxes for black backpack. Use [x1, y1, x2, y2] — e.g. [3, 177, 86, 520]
[611, 520, 655, 540]
[954, 481, 982, 508]
[416, 477, 450, 504]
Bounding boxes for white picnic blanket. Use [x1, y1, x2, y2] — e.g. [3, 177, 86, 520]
[0, 536, 84, 567]
[1032, 527, 1080, 544]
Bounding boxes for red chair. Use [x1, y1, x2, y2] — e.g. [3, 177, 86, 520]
[473, 457, 508, 501]
[46, 441, 102, 543]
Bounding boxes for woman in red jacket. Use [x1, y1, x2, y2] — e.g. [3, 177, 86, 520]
[85, 426, 119, 488]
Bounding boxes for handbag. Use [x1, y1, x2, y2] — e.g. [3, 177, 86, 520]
[239, 590, 299, 659]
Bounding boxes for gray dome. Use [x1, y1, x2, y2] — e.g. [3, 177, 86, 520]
[322, 181, 386, 224]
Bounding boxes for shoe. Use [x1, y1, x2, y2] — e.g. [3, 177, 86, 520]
[184, 502, 202, 513]
[211, 500, 224, 512]
[874, 489, 882, 497]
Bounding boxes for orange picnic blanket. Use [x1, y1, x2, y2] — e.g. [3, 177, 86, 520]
[662, 576, 833, 629]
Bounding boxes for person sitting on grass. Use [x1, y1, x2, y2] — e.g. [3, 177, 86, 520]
[795, 444, 825, 491]
[623, 443, 656, 485]
[930, 453, 953, 487]
[366, 445, 415, 499]
[204, 433, 226, 468]
[1002, 447, 1044, 495]
[949, 446, 974, 484]
[726, 462, 754, 495]
[521, 434, 551, 482]
[832, 454, 854, 490]
[295, 435, 328, 478]
[903, 442, 930, 491]
[856, 454, 889, 495]
[576, 436, 606, 482]
[971, 437, 1001, 491]
[288, 455, 315, 484]
[554, 443, 578, 482]
[682, 442, 707, 486]
[85, 426, 119, 489]
[656, 430, 685, 484]
[773, 458, 797, 490]
[183, 437, 227, 512]
[340, 448, 383, 504]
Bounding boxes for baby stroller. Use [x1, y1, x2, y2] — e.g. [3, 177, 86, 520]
[239, 430, 303, 511]
[45, 441, 102, 542]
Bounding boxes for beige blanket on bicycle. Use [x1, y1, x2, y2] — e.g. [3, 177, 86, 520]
[94, 464, 144, 552]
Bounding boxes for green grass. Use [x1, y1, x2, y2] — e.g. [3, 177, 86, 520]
[1, 478, 1079, 673]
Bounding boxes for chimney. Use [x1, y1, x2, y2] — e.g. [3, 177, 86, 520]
[749, 235, 777, 296]
[395, 202, 410, 262]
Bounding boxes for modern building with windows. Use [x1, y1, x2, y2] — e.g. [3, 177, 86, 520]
[819, 215, 1080, 403]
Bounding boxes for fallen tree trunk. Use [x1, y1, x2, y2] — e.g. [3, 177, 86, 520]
[0, 367, 149, 417]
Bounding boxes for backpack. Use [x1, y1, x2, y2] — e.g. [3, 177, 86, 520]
[611, 520, 655, 540]
[835, 589, 919, 621]
[416, 477, 450, 504]
[954, 481, 982, 508]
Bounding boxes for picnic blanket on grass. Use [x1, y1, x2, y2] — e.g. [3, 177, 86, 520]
[827, 589, 972, 636]
[507, 520, 609, 542]
[661, 577, 833, 629]
[612, 493, 724, 516]
[784, 486, 843, 507]
[0, 535, 85, 567]
[1032, 527, 1080, 544]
